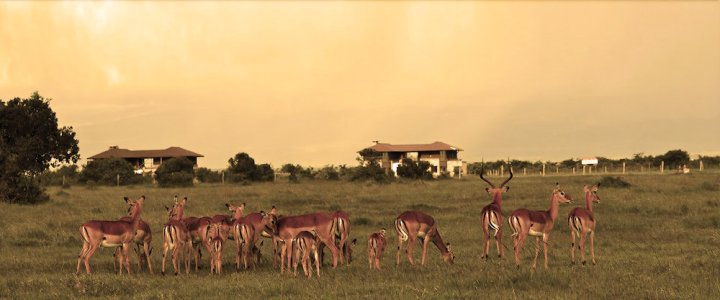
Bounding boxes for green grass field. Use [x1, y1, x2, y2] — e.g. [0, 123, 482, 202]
[1, 173, 719, 299]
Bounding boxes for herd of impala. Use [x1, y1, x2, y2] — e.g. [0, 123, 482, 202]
[76, 167, 602, 277]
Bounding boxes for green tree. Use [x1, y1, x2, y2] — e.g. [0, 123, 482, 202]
[195, 167, 222, 183]
[0, 92, 79, 204]
[227, 152, 257, 182]
[155, 157, 195, 187]
[79, 158, 138, 185]
[254, 164, 275, 182]
[396, 159, 432, 180]
[661, 149, 690, 169]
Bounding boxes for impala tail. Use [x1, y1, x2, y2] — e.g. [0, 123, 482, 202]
[395, 219, 409, 242]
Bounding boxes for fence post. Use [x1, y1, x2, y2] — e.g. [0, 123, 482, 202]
[583, 165, 586, 175]
[700, 160, 704, 171]
[660, 161, 664, 173]
[62, 175, 66, 187]
[542, 164, 546, 176]
[523, 167, 527, 176]
[221, 172, 225, 184]
[622, 162, 626, 174]
[116, 174, 120, 187]
[556, 165, 559, 174]
[501, 165, 504, 177]
[573, 167, 576, 174]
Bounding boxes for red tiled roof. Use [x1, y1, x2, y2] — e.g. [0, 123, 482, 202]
[88, 146, 204, 159]
[365, 141, 462, 152]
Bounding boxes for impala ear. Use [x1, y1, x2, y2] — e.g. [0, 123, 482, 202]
[260, 211, 267, 217]
[596, 183, 601, 188]
[503, 186, 510, 192]
[446, 243, 452, 251]
[123, 196, 130, 203]
[270, 205, 277, 214]
[485, 187, 490, 194]
[241, 202, 246, 208]
[149, 247, 153, 256]
[165, 205, 170, 211]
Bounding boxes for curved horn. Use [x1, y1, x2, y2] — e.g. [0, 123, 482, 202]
[499, 165, 514, 187]
[478, 166, 495, 188]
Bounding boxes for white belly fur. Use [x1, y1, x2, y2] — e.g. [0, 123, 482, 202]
[101, 240, 123, 247]
[528, 229, 544, 237]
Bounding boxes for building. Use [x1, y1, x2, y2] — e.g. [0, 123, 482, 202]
[88, 146, 204, 174]
[362, 141, 467, 177]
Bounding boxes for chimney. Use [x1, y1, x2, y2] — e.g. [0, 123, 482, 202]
[109, 145, 119, 149]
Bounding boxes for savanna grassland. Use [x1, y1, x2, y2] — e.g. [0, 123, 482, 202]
[1, 173, 719, 299]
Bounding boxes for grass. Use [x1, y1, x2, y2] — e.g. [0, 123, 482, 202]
[1, 173, 719, 298]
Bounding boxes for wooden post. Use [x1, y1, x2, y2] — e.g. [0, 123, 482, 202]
[573, 167, 576, 174]
[62, 175, 65, 187]
[556, 165, 559, 174]
[660, 161, 664, 173]
[542, 164, 546, 176]
[221, 171, 225, 184]
[583, 165, 586, 175]
[700, 160, 704, 171]
[116, 174, 120, 187]
[622, 162, 626, 174]
[589, 166, 592, 174]
[501, 165, 504, 177]
[523, 167, 527, 175]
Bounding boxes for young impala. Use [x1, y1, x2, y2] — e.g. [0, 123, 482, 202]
[76, 196, 145, 274]
[276, 212, 340, 274]
[232, 209, 276, 270]
[478, 166, 513, 260]
[114, 198, 153, 274]
[161, 197, 192, 275]
[569, 184, 601, 265]
[293, 231, 321, 278]
[367, 228, 387, 270]
[508, 183, 572, 269]
[207, 223, 225, 275]
[395, 211, 454, 266]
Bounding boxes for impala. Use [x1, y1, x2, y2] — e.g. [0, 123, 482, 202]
[367, 228, 387, 270]
[232, 208, 276, 270]
[76, 195, 145, 274]
[276, 212, 340, 273]
[114, 198, 153, 274]
[478, 166, 513, 260]
[508, 183, 572, 269]
[395, 211, 454, 266]
[207, 223, 225, 275]
[331, 210, 353, 264]
[161, 197, 192, 275]
[569, 184, 601, 265]
[293, 231, 321, 278]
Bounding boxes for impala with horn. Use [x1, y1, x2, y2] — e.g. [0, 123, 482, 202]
[395, 211, 454, 266]
[161, 196, 192, 275]
[276, 212, 340, 274]
[569, 184, 601, 265]
[478, 166, 513, 260]
[76, 195, 145, 274]
[508, 183, 572, 269]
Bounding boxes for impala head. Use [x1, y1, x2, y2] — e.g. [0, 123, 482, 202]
[226, 202, 245, 220]
[379, 228, 386, 236]
[478, 166, 513, 197]
[269, 205, 278, 216]
[260, 210, 278, 236]
[553, 183, 573, 204]
[584, 184, 601, 204]
[443, 243, 455, 264]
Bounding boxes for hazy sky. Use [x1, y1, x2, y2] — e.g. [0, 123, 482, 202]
[1, 1, 718, 169]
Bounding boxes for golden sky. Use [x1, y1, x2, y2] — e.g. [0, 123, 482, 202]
[1, 1, 718, 169]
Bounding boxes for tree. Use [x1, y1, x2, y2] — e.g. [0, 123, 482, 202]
[227, 152, 257, 182]
[0, 92, 79, 204]
[396, 159, 432, 180]
[195, 167, 222, 183]
[661, 149, 690, 169]
[254, 164, 275, 182]
[79, 158, 138, 185]
[155, 157, 195, 187]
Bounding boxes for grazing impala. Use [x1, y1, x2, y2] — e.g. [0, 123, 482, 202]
[508, 183, 572, 269]
[478, 166, 513, 260]
[232, 208, 276, 270]
[276, 212, 340, 274]
[161, 197, 192, 275]
[293, 231, 321, 278]
[331, 210, 353, 264]
[367, 228, 387, 270]
[207, 223, 225, 275]
[77, 195, 145, 274]
[569, 184, 601, 265]
[114, 198, 153, 274]
[395, 211, 455, 266]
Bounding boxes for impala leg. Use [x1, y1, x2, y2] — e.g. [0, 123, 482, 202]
[368, 242, 374, 269]
[76, 242, 89, 274]
[532, 237, 540, 270]
[496, 228, 504, 258]
[514, 234, 525, 268]
[542, 234, 549, 269]
[406, 237, 416, 266]
[319, 235, 339, 269]
[235, 240, 242, 271]
[339, 235, 347, 265]
[185, 242, 191, 274]
[396, 235, 404, 266]
[570, 229, 576, 264]
[280, 241, 286, 274]
[193, 244, 200, 271]
[172, 246, 179, 275]
[161, 244, 169, 275]
[314, 247, 321, 278]
[579, 230, 587, 265]
[123, 243, 131, 275]
[144, 242, 153, 274]
[115, 247, 122, 274]
[590, 231, 596, 265]
[83, 242, 100, 274]
[421, 235, 431, 266]
[482, 227, 491, 260]
[243, 241, 252, 270]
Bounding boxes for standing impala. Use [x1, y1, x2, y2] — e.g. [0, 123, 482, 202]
[508, 183, 572, 269]
[76, 195, 145, 274]
[569, 184, 601, 265]
[232, 208, 276, 270]
[331, 210, 353, 264]
[367, 228, 387, 270]
[207, 223, 225, 275]
[114, 198, 153, 274]
[161, 197, 192, 275]
[395, 211, 454, 266]
[276, 212, 340, 274]
[478, 166, 513, 260]
[293, 231, 321, 278]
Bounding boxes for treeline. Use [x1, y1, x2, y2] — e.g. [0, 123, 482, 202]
[468, 149, 719, 175]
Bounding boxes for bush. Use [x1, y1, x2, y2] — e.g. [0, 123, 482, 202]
[195, 167, 222, 183]
[79, 158, 138, 186]
[598, 176, 631, 188]
[316, 165, 340, 181]
[37, 165, 79, 186]
[155, 157, 194, 187]
[396, 159, 433, 180]
[227, 152, 256, 182]
[0, 175, 49, 204]
[254, 164, 275, 182]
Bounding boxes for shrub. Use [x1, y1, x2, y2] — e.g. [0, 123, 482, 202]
[316, 165, 339, 181]
[396, 159, 432, 180]
[598, 176, 631, 188]
[195, 167, 222, 183]
[227, 152, 256, 182]
[155, 157, 194, 187]
[254, 164, 275, 182]
[79, 158, 137, 186]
